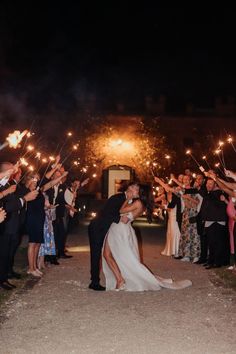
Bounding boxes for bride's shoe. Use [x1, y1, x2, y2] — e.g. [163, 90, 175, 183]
[115, 281, 126, 291]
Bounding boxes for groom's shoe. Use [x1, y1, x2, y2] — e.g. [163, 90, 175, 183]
[89, 283, 105, 291]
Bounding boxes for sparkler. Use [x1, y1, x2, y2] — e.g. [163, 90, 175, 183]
[58, 132, 73, 154]
[227, 135, 236, 153]
[0, 130, 28, 151]
[202, 156, 211, 170]
[185, 150, 204, 172]
[214, 148, 225, 170]
[60, 144, 79, 164]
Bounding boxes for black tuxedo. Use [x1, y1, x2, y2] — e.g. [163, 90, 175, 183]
[88, 192, 126, 285]
[0, 186, 24, 282]
[200, 189, 229, 266]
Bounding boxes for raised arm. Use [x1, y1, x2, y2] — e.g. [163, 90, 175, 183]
[45, 156, 62, 180]
[170, 174, 184, 188]
[154, 176, 175, 192]
[41, 171, 68, 192]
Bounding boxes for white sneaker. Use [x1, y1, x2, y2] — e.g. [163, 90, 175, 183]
[181, 257, 190, 262]
[192, 257, 199, 263]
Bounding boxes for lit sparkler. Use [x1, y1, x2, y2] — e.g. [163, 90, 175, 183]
[0, 130, 28, 151]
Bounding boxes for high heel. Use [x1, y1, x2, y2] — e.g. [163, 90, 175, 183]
[27, 270, 41, 278]
[115, 281, 126, 291]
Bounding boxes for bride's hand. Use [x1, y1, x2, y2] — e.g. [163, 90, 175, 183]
[120, 215, 129, 224]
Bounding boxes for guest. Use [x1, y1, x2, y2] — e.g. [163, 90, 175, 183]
[38, 194, 56, 270]
[0, 208, 6, 223]
[23, 170, 68, 277]
[154, 177, 181, 257]
[0, 162, 38, 290]
[201, 177, 229, 269]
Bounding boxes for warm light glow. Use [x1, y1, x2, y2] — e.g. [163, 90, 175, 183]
[93, 163, 97, 167]
[215, 149, 221, 155]
[92, 173, 97, 178]
[42, 158, 48, 163]
[165, 155, 171, 159]
[20, 157, 29, 166]
[73, 161, 78, 166]
[192, 173, 196, 178]
[35, 152, 41, 159]
[28, 165, 34, 171]
[6, 130, 28, 149]
[49, 156, 55, 161]
[202, 156, 206, 160]
[73, 144, 78, 150]
[227, 136, 233, 143]
[27, 145, 34, 151]
[186, 150, 191, 155]
[219, 141, 224, 147]
[215, 163, 220, 167]
[68, 132, 72, 137]
[91, 212, 96, 218]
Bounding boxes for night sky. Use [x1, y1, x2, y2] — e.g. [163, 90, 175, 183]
[0, 3, 236, 111]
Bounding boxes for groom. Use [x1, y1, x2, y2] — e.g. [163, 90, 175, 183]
[88, 182, 139, 290]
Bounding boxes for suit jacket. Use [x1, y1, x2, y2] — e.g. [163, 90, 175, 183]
[95, 192, 126, 229]
[55, 183, 67, 218]
[200, 189, 227, 222]
[0, 184, 23, 235]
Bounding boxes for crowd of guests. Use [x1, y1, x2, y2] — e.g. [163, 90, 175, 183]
[154, 168, 236, 270]
[0, 156, 88, 291]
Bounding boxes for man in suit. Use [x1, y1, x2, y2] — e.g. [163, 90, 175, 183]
[7, 167, 27, 279]
[88, 182, 139, 291]
[0, 162, 38, 290]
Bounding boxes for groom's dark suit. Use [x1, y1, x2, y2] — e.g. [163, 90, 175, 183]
[88, 192, 126, 286]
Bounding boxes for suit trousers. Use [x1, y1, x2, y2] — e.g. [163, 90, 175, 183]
[88, 219, 109, 285]
[206, 223, 230, 266]
[8, 232, 20, 274]
[0, 232, 11, 282]
[53, 218, 66, 256]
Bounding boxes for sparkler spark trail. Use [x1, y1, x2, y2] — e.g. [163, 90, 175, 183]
[0, 130, 28, 151]
[186, 150, 201, 167]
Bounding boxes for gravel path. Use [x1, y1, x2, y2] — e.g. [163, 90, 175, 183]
[0, 218, 235, 354]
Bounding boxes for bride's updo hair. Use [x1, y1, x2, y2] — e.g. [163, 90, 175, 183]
[138, 184, 153, 224]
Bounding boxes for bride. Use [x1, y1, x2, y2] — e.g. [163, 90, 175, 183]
[102, 185, 192, 291]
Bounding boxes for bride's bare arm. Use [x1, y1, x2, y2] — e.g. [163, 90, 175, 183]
[120, 200, 141, 213]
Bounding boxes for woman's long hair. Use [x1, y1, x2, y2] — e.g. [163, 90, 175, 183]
[138, 184, 154, 223]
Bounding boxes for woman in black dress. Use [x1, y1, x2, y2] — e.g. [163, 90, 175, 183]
[24, 170, 67, 277]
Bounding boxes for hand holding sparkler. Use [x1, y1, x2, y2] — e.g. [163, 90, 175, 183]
[224, 169, 236, 181]
[0, 208, 7, 223]
[81, 178, 90, 187]
[23, 190, 39, 202]
[0, 184, 17, 199]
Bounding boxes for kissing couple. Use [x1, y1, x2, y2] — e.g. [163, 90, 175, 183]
[88, 182, 191, 291]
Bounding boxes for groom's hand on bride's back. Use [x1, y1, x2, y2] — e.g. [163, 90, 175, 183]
[120, 215, 129, 224]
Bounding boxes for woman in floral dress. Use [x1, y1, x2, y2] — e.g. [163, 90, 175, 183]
[38, 195, 56, 269]
[179, 176, 201, 263]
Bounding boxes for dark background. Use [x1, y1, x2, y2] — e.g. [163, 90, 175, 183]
[0, 3, 235, 112]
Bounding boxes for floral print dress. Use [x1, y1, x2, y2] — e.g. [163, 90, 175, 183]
[39, 204, 56, 256]
[179, 194, 201, 259]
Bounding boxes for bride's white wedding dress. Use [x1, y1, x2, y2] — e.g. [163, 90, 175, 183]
[102, 213, 192, 291]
